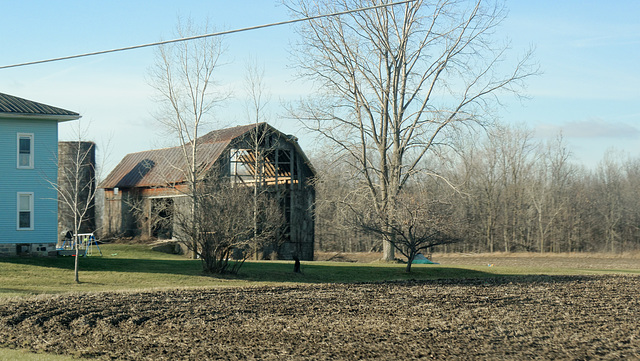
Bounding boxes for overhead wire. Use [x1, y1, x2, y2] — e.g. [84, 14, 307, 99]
[0, 0, 415, 70]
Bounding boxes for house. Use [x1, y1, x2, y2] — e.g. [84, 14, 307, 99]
[98, 123, 316, 260]
[0, 92, 80, 256]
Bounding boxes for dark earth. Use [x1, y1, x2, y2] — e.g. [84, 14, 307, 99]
[1, 275, 639, 360]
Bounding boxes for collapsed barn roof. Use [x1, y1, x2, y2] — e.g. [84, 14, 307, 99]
[98, 123, 314, 189]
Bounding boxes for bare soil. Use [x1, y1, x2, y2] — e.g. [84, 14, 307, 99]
[1, 275, 639, 360]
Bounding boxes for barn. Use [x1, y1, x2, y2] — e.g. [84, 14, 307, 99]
[98, 123, 315, 260]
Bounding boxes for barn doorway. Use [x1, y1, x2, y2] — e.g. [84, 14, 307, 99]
[151, 197, 174, 239]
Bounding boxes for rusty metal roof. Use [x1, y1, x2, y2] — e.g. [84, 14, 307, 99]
[197, 123, 262, 144]
[99, 141, 230, 189]
[99, 125, 263, 189]
[99, 122, 316, 189]
[0, 92, 80, 120]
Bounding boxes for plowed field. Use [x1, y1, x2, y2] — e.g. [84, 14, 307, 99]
[1, 275, 639, 360]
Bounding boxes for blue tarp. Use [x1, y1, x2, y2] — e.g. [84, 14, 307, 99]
[413, 253, 439, 264]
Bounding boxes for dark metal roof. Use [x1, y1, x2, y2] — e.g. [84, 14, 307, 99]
[0, 92, 80, 120]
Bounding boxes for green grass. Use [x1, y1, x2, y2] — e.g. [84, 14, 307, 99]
[2, 244, 638, 301]
[0, 244, 237, 298]
[0, 348, 78, 361]
[0, 244, 489, 298]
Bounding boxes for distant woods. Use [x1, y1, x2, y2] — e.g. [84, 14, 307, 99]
[313, 124, 640, 254]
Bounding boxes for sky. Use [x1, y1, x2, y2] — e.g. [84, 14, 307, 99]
[1, 0, 639, 176]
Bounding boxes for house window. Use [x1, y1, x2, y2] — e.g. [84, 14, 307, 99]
[17, 192, 34, 230]
[17, 133, 34, 169]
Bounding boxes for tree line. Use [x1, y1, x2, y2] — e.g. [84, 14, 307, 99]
[314, 124, 640, 254]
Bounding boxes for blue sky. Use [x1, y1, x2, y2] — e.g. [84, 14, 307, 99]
[1, 0, 639, 175]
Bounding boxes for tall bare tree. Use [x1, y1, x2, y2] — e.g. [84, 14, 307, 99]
[243, 59, 280, 259]
[286, 0, 535, 260]
[148, 18, 228, 258]
[528, 134, 575, 252]
[593, 152, 626, 253]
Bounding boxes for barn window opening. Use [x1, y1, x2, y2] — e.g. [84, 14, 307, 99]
[230, 146, 299, 187]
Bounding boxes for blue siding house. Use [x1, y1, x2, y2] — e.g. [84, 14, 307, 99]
[0, 93, 80, 256]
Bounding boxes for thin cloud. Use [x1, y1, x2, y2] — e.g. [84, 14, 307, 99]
[535, 119, 640, 139]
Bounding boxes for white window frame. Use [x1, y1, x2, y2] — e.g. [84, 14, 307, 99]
[17, 133, 34, 169]
[17, 192, 34, 231]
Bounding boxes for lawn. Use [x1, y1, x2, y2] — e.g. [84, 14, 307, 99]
[1, 244, 639, 300]
[0, 348, 78, 361]
[0, 244, 486, 299]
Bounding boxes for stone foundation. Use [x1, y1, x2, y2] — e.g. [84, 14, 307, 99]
[0, 243, 58, 257]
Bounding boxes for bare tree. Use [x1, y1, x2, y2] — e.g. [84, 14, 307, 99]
[593, 151, 626, 253]
[243, 59, 282, 259]
[285, 0, 535, 260]
[174, 182, 284, 274]
[148, 17, 229, 258]
[51, 124, 98, 284]
[360, 183, 460, 272]
[528, 134, 575, 252]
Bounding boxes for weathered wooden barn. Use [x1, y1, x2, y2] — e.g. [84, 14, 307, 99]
[98, 123, 315, 260]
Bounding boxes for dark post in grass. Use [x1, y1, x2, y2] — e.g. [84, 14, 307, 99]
[293, 255, 301, 273]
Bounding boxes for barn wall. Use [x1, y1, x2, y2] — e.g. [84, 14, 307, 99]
[102, 188, 139, 238]
[273, 147, 316, 261]
[100, 125, 316, 259]
[102, 187, 186, 239]
[102, 189, 122, 238]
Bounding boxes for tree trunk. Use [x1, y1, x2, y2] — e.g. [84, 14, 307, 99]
[405, 253, 414, 273]
[74, 241, 80, 284]
[382, 239, 395, 261]
[382, 205, 396, 261]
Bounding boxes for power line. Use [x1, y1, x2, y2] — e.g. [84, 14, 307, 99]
[0, 0, 415, 70]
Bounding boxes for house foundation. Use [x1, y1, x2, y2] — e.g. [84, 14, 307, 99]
[0, 243, 58, 257]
